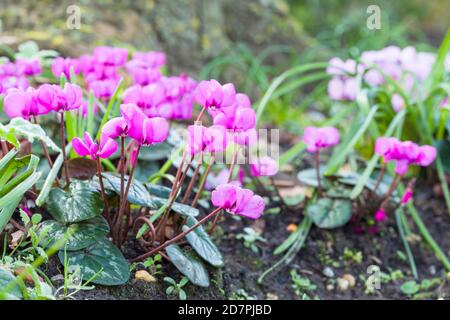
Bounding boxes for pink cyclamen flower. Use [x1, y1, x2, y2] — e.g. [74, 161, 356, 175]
[120, 103, 169, 145]
[93, 46, 128, 66]
[100, 117, 128, 143]
[250, 156, 278, 177]
[303, 126, 340, 153]
[79, 101, 99, 117]
[194, 80, 236, 109]
[72, 132, 118, 160]
[15, 58, 42, 77]
[374, 208, 387, 222]
[211, 184, 265, 219]
[187, 124, 228, 155]
[401, 188, 413, 204]
[37, 83, 83, 112]
[205, 169, 243, 191]
[51, 57, 81, 80]
[375, 137, 436, 175]
[3, 87, 50, 119]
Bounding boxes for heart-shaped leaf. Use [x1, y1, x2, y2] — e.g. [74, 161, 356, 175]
[138, 142, 173, 160]
[58, 239, 130, 286]
[47, 179, 104, 224]
[166, 244, 209, 287]
[0, 267, 22, 299]
[183, 216, 224, 267]
[67, 158, 97, 180]
[151, 197, 199, 217]
[297, 167, 330, 189]
[39, 216, 109, 251]
[306, 197, 352, 229]
[145, 183, 172, 199]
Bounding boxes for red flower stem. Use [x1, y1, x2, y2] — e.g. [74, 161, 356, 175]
[314, 150, 322, 197]
[191, 154, 215, 208]
[130, 207, 222, 262]
[195, 107, 206, 124]
[1, 140, 9, 156]
[227, 147, 240, 182]
[379, 174, 402, 210]
[96, 157, 111, 228]
[372, 163, 386, 196]
[181, 153, 203, 203]
[118, 136, 125, 216]
[170, 150, 187, 198]
[115, 144, 141, 245]
[60, 111, 70, 186]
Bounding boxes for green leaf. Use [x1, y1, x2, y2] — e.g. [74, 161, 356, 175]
[183, 216, 224, 267]
[40, 216, 109, 251]
[3, 118, 60, 153]
[145, 183, 173, 199]
[306, 197, 352, 229]
[138, 142, 174, 161]
[400, 280, 420, 295]
[165, 244, 209, 287]
[0, 267, 22, 299]
[297, 167, 328, 188]
[58, 239, 130, 286]
[47, 179, 104, 224]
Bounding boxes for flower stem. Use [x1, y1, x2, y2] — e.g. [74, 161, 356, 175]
[119, 136, 125, 216]
[181, 154, 203, 203]
[96, 158, 111, 228]
[379, 174, 402, 210]
[372, 163, 386, 196]
[314, 150, 322, 196]
[227, 148, 239, 182]
[191, 154, 215, 207]
[195, 107, 206, 124]
[60, 112, 70, 186]
[115, 144, 141, 246]
[130, 207, 222, 262]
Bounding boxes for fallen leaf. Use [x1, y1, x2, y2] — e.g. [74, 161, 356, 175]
[9, 230, 25, 249]
[135, 270, 156, 283]
[287, 224, 297, 233]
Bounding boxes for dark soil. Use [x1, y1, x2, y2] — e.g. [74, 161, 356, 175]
[58, 184, 450, 300]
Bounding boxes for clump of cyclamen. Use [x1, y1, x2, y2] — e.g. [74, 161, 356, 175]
[0, 58, 42, 95]
[327, 46, 450, 106]
[375, 137, 436, 175]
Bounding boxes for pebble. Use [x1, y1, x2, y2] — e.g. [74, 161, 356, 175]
[342, 274, 356, 287]
[135, 270, 156, 283]
[322, 267, 334, 278]
[447, 272, 450, 281]
[337, 278, 350, 291]
[326, 284, 334, 291]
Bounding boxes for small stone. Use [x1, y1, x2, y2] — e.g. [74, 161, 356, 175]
[135, 270, 156, 283]
[337, 278, 350, 291]
[287, 224, 297, 233]
[326, 284, 334, 291]
[447, 272, 450, 281]
[429, 265, 436, 275]
[323, 267, 334, 278]
[342, 274, 356, 287]
[266, 293, 279, 300]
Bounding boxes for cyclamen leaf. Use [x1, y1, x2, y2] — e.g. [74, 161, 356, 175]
[165, 244, 209, 287]
[39, 216, 109, 251]
[0, 267, 23, 299]
[183, 216, 224, 267]
[3, 118, 61, 153]
[47, 179, 104, 223]
[58, 239, 130, 286]
[306, 197, 352, 229]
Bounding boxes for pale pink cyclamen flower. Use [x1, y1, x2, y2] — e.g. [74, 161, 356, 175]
[211, 184, 265, 219]
[3, 87, 51, 119]
[79, 101, 99, 117]
[37, 83, 83, 112]
[72, 132, 118, 160]
[205, 169, 243, 191]
[303, 126, 340, 153]
[194, 80, 236, 109]
[250, 156, 278, 177]
[100, 117, 128, 144]
[88, 78, 120, 100]
[120, 103, 169, 145]
[187, 124, 228, 155]
[391, 93, 405, 112]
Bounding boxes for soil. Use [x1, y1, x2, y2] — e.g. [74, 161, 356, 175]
[49, 183, 450, 300]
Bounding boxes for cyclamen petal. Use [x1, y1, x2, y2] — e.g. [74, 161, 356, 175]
[72, 137, 90, 157]
[250, 156, 278, 177]
[143, 117, 169, 145]
[211, 184, 238, 209]
[303, 126, 339, 152]
[97, 138, 118, 158]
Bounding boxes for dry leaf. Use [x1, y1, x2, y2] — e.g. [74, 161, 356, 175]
[135, 270, 156, 283]
[9, 230, 25, 249]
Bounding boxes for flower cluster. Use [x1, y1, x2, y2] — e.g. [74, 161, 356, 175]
[3, 82, 83, 119]
[126, 51, 166, 85]
[375, 137, 437, 175]
[0, 58, 41, 94]
[327, 46, 450, 106]
[212, 183, 265, 219]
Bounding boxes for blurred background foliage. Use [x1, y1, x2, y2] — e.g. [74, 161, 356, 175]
[0, 0, 449, 132]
